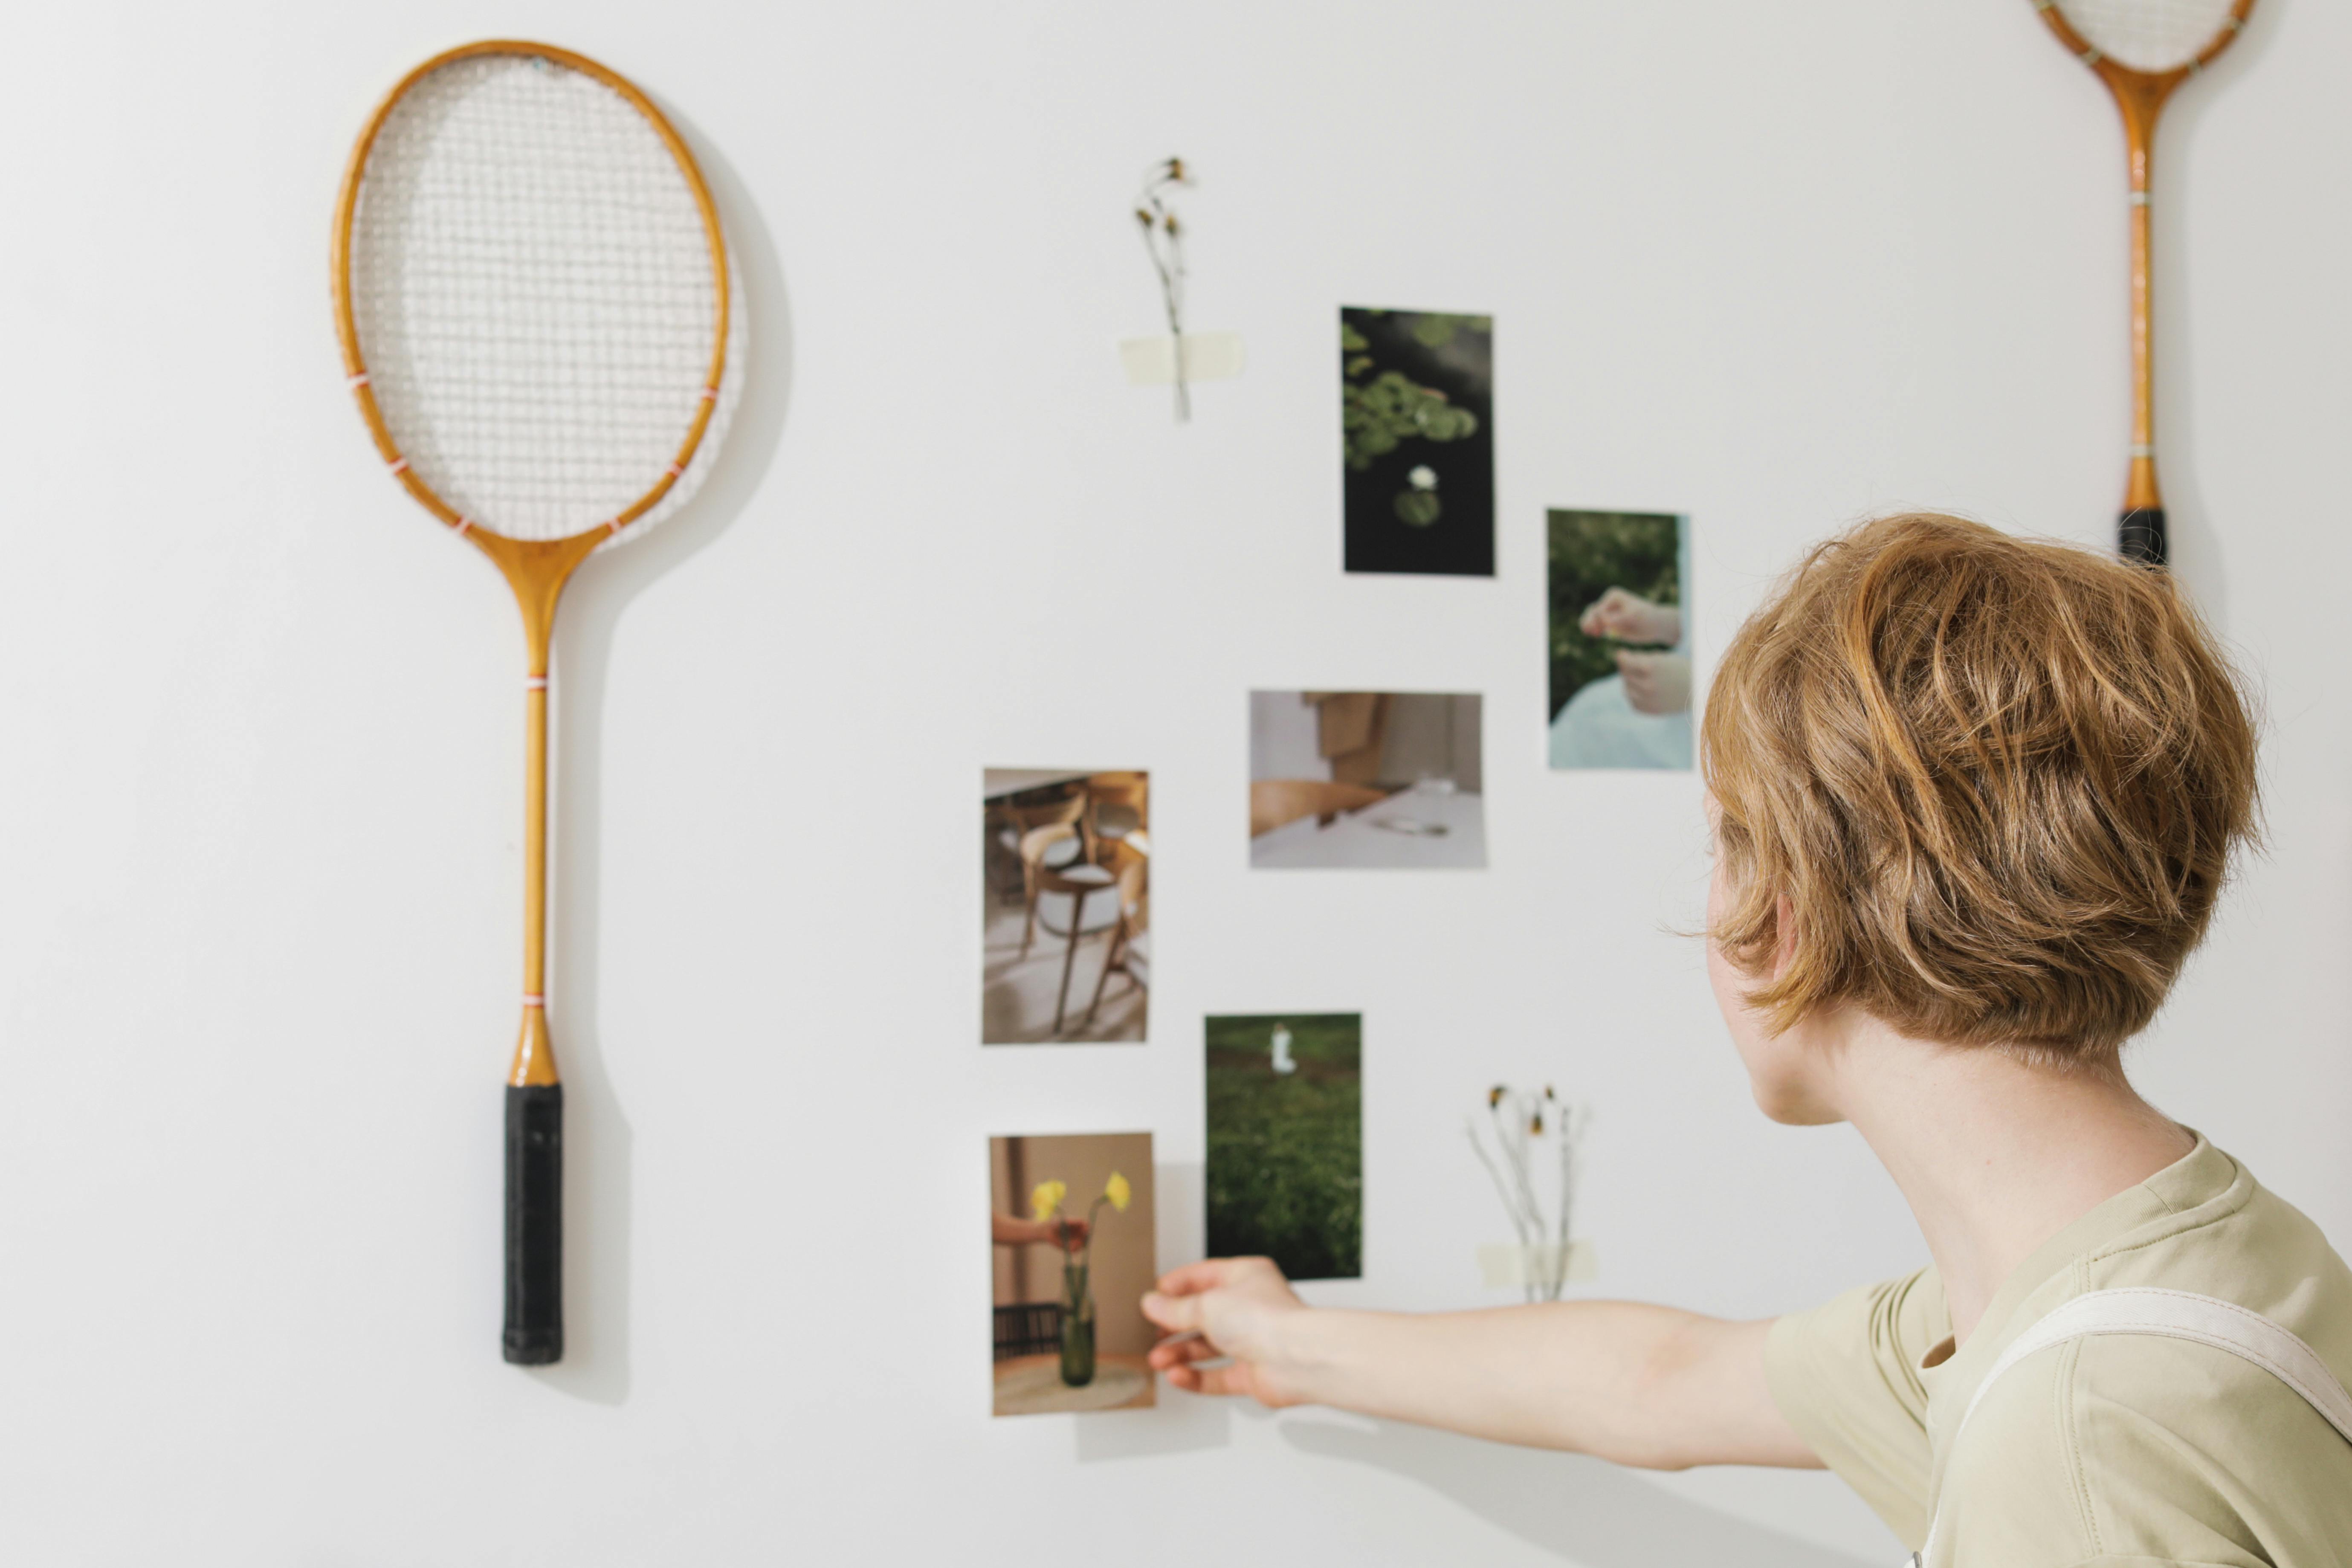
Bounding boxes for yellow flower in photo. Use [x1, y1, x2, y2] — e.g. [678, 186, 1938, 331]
[1104, 1171, 1132, 1213]
[1030, 1180, 1067, 1223]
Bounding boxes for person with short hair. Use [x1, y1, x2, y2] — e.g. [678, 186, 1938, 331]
[1145, 514, 2352, 1565]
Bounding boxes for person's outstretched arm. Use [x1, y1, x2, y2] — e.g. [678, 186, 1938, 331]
[1142, 1258, 1818, 1472]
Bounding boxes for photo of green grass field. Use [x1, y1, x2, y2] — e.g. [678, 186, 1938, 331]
[1205, 1014, 1362, 1281]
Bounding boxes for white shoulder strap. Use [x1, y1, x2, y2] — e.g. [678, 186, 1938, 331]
[1907, 1288, 2352, 1566]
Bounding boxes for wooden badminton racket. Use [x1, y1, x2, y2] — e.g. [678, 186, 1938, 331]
[2033, 0, 2256, 566]
[332, 41, 730, 1364]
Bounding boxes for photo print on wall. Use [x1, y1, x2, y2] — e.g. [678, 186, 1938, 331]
[1342, 307, 1494, 577]
[1249, 691, 1485, 868]
[982, 769, 1149, 1043]
[990, 1133, 1157, 1415]
[1547, 510, 1692, 770]
[1206, 1015, 1362, 1281]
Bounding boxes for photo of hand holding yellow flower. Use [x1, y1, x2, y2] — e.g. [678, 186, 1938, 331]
[988, 1133, 1157, 1416]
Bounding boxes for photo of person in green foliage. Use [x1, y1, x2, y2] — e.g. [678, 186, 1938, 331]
[1547, 509, 1692, 770]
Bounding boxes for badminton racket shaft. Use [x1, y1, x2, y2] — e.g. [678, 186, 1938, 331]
[504, 625, 564, 1364]
[2115, 84, 2168, 565]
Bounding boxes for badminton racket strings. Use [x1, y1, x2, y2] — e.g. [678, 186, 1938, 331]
[350, 55, 717, 542]
[2049, 0, 2242, 72]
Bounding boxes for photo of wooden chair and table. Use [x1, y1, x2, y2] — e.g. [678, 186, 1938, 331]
[981, 769, 1150, 1044]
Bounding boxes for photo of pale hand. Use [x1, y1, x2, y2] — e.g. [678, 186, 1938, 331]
[1616, 649, 1690, 716]
[1577, 586, 1681, 646]
[1142, 1258, 1312, 1406]
[991, 1213, 1090, 1249]
[1579, 588, 1689, 717]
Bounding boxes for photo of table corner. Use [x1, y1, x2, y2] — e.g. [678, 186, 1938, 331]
[1248, 788, 1487, 870]
[992, 1352, 1156, 1416]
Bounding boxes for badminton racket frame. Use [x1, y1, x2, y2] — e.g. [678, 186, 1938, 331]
[329, 39, 730, 1364]
[2033, 0, 2256, 566]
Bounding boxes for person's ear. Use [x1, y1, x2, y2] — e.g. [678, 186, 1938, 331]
[1770, 894, 1799, 983]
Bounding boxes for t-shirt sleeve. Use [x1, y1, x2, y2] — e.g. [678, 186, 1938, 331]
[1765, 1268, 1945, 1549]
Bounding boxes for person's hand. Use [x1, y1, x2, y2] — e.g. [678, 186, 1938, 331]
[1618, 650, 1692, 716]
[1580, 587, 1682, 646]
[1141, 1257, 1311, 1406]
[991, 1213, 1089, 1249]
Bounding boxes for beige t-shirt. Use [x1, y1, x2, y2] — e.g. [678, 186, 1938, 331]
[1766, 1138, 2352, 1567]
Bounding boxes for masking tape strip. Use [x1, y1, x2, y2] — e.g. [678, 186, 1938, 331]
[1120, 331, 1247, 387]
[1477, 1240, 1599, 1290]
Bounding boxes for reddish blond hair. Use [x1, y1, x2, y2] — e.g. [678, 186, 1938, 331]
[1703, 513, 2259, 1061]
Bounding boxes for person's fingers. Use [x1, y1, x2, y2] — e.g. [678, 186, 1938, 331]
[1620, 652, 1667, 713]
[1141, 1290, 1202, 1333]
[1147, 1336, 1217, 1372]
[1590, 587, 1642, 637]
[1185, 1361, 1259, 1399]
[1152, 1259, 1234, 1297]
[1163, 1363, 1202, 1392]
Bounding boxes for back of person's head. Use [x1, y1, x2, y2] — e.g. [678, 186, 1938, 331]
[1703, 512, 2259, 1067]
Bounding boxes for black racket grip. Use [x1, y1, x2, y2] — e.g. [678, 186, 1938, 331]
[503, 1084, 564, 1365]
[2120, 507, 2167, 568]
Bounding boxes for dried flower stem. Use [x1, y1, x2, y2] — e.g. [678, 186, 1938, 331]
[1466, 1086, 1590, 1304]
[1135, 157, 1190, 421]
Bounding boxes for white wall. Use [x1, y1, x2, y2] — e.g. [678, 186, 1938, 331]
[2, 3, 2346, 1563]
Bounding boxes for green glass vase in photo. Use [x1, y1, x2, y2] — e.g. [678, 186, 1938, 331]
[1029, 1170, 1132, 1389]
[1058, 1262, 1097, 1386]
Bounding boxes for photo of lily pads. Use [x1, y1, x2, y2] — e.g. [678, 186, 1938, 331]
[1205, 1014, 1362, 1280]
[1341, 306, 1494, 577]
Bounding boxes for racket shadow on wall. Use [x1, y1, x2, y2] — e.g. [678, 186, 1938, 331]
[332, 40, 784, 1380]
